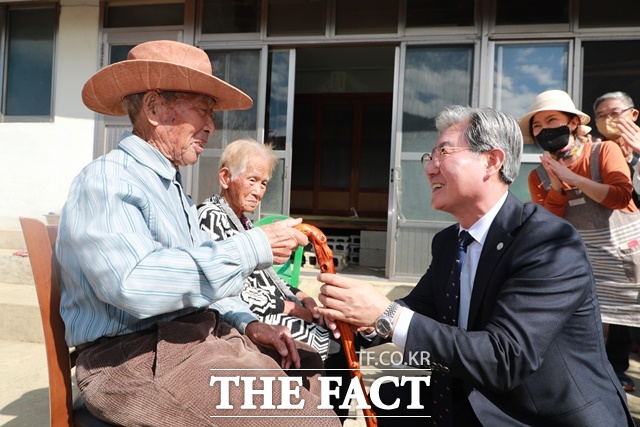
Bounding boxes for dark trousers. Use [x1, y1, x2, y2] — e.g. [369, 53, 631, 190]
[372, 377, 481, 427]
[607, 324, 632, 374]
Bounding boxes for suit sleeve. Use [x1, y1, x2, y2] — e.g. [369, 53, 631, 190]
[402, 214, 592, 392]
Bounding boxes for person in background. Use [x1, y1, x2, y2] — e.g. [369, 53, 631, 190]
[316, 105, 634, 426]
[593, 91, 640, 391]
[594, 91, 640, 206]
[197, 137, 351, 421]
[57, 40, 340, 426]
[523, 89, 640, 393]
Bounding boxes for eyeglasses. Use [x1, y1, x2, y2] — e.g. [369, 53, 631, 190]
[595, 107, 633, 121]
[421, 146, 472, 167]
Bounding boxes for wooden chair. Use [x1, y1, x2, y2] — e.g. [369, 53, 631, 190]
[20, 217, 116, 427]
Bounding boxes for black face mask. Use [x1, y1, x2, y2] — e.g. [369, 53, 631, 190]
[534, 125, 571, 153]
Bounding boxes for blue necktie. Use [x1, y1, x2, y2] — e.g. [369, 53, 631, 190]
[444, 230, 474, 326]
[432, 230, 474, 427]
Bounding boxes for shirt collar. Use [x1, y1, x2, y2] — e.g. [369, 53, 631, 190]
[117, 131, 178, 181]
[461, 191, 509, 246]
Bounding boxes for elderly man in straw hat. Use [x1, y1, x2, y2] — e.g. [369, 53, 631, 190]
[56, 40, 341, 426]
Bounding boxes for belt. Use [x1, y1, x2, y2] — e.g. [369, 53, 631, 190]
[75, 335, 120, 353]
[75, 308, 216, 353]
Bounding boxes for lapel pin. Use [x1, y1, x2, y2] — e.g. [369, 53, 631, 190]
[497, 242, 504, 250]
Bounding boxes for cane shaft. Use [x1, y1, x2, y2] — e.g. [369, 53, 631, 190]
[294, 223, 377, 426]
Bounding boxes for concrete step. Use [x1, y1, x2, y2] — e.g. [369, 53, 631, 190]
[0, 282, 44, 343]
[0, 248, 34, 286]
[0, 228, 26, 250]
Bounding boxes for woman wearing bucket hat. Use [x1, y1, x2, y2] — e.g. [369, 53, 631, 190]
[56, 40, 341, 426]
[520, 89, 640, 393]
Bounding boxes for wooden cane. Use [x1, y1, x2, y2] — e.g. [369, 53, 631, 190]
[294, 223, 378, 427]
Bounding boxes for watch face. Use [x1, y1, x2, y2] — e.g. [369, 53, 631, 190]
[376, 317, 393, 337]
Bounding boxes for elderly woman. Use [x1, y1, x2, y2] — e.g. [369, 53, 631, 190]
[520, 89, 640, 392]
[197, 138, 351, 421]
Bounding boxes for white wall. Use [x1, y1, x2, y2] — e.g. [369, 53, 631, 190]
[0, 0, 100, 228]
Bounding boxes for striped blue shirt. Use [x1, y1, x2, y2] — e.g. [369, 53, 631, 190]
[57, 132, 270, 346]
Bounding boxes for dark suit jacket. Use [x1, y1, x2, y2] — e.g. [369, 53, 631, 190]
[400, 192, 635, 426]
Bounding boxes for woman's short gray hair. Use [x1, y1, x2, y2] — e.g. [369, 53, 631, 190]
[593, 91, 634, 112]
[435, 106, 522, 184]
[219, 138, 278, 179]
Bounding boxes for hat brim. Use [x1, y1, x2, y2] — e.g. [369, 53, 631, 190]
[82, 60, 253, 116]
[518, 106, 590, 144]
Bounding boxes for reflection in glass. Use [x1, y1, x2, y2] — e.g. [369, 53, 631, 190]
[266, 51, 290, 150]
[579, 0, 640, 28]
[335, 0, 398, 35]
[493, 43, 568, 154]
[399, 45, 473, 222]
[201, 0, 261, 34]
[267, 0, 326, 36]
[206, 50, 259, 149]
[401, 45, 473, 153]
[496, 0, 568, 26]
[406, 0, 474, 28]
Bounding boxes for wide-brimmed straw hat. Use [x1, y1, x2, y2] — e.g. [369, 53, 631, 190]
[518, 90, 590, 144]
[82, 40, 252, 116]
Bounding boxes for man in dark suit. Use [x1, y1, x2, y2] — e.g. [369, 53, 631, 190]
[316, 106, 634, 426]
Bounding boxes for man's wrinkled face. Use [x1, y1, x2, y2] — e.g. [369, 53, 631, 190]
[155, 93, 216, 167]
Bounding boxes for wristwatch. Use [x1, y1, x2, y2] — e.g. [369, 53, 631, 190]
[375, 302, 400, 339]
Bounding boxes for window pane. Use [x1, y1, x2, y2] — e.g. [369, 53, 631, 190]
[196, 156, 220, 203]
[493, 43, 568, 154]
[496, 0, 568, 25]
[110, 45, 134, 64]
[406, 0, 474, 28]
[401, 46, 473, 153]
[105, 4, 183, 28]
[335, 0, 398, 35]
[201, 0, 260, 34]
[400, 45, 473, 221]
[266, 51, 290, 150]
[512, 162, 536, 203]
[5, 7, 55, 116]
[581, 40, 640, 139]
[267, 0, 326, 36]
[580, 0, 640, 28]
[206, 50, 260, 148]
[261, 160, 285, 215]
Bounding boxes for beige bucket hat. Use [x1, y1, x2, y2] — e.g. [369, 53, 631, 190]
[518, 90, 590, 144]
[82, 40, 253, 116]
